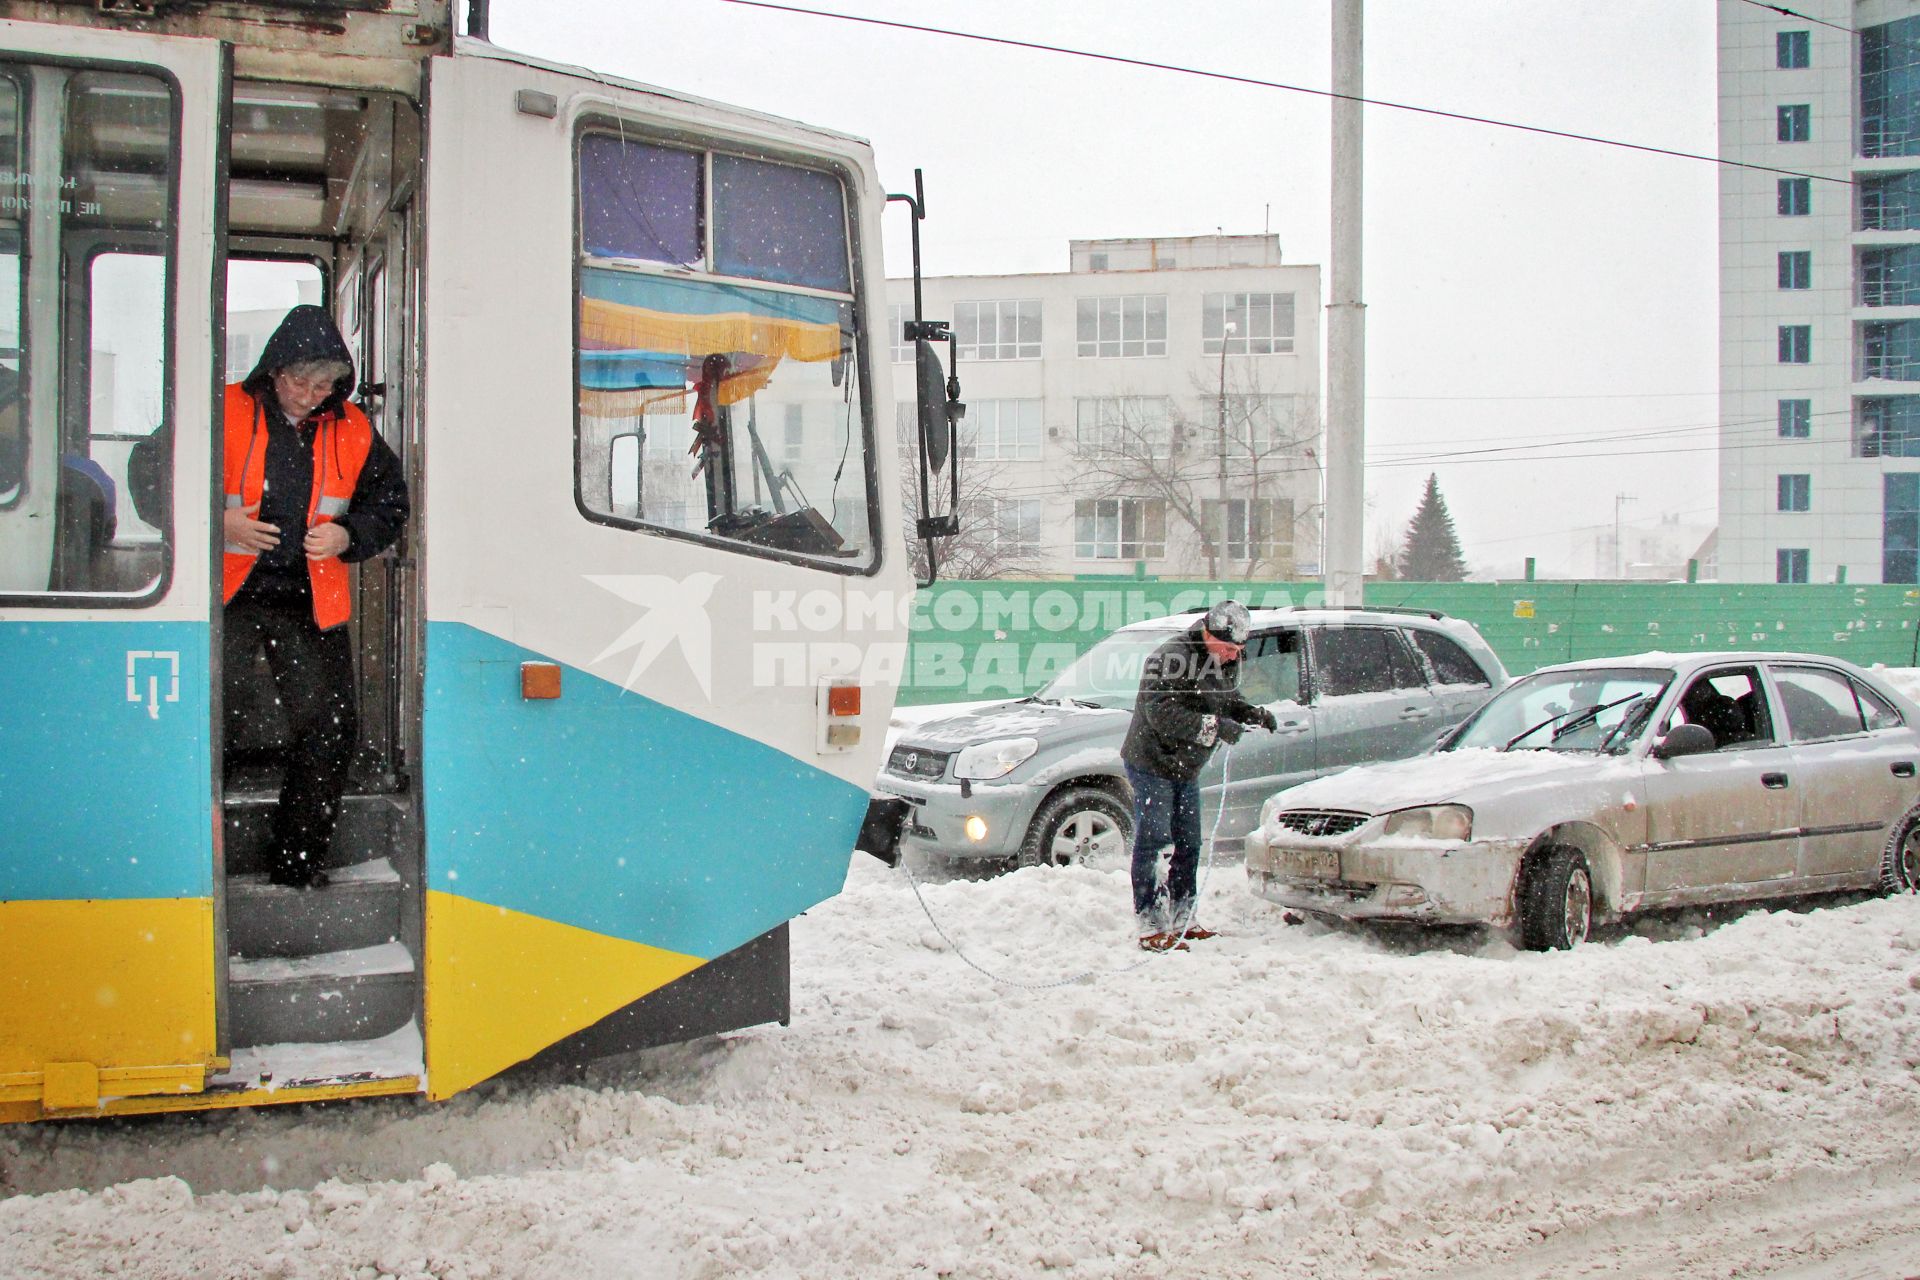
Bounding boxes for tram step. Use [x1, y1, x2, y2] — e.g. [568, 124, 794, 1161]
[226, 858, 404, 959]
[228, 941, 418, 1048]
[222, 792, 406, 876]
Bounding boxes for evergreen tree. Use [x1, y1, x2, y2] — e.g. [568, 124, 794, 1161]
[1395, 473, 1468, 581]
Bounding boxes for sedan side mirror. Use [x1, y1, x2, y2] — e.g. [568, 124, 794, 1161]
[1652, 722, 1716, 759]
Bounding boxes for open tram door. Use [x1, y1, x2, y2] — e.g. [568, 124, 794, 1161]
[0, 24, 228, 1118]
[415, 47, 914, 1097]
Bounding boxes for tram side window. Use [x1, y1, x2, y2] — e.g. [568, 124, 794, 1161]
[0, 65, 176, 601]
[575, 128, 877, 568]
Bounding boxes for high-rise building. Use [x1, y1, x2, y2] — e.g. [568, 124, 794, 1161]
[1719, 1, 1920, 583]
[887, 234, 1322, 579]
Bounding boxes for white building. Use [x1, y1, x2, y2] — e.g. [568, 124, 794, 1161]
[1719, 0, 1920, 583]
[887, 234, 1323, 579]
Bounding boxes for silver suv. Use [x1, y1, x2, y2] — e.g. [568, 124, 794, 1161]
[877, 606, 1508, 867]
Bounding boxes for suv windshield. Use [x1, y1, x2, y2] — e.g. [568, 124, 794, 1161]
[1447, 667, 1671, 753]
[1035, 628, 1180, 711]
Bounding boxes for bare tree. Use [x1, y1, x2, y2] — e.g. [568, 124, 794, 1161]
[898, 425, 1041, 580]
[1063, 368, 1320, 580]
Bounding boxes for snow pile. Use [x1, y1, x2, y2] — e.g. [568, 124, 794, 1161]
[5, 857, 1920, 1278]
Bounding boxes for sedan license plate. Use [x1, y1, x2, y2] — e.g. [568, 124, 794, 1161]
[1275, 847, 1339, 880]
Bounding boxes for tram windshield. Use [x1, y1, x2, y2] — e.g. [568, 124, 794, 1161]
[575, 130, 875, 567]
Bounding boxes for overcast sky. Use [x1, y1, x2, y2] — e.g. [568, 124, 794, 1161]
[493, 0, 1722, 577]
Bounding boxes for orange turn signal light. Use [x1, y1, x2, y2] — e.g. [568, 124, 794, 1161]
[521, 662, 562, 700]
[827, 684, 861, 717]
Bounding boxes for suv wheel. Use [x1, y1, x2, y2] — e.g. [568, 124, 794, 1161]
[1018, 787, 1131, 870]
[1519, 844, 1592, 951]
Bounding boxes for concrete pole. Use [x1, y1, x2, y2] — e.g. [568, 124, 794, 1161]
[1324, 0, 1366, 606]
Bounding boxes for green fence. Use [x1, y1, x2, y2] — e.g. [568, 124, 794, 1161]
[897, 579, 1920, 705]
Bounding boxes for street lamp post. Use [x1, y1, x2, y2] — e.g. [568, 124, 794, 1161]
[1215, 320, 1236, 578]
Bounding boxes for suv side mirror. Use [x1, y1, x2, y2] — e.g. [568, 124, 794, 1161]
[1653, 721, 1716, 759]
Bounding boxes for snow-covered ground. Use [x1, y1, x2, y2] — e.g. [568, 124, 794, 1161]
[4, 849, 1920, 1279]
[7, 671, 1920, 1278]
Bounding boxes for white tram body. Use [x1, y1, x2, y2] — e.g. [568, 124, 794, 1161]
[0, 1, 930, 1121]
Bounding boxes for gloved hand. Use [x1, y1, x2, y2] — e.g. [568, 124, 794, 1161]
[1217, 716, 1246, 745]
[1249, 706, 1279, 732]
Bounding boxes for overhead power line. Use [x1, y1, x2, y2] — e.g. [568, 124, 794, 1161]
[725, 0, 1848, 185]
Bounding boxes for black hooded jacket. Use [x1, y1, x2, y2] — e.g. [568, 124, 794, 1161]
[236, 305, 407, 578]
[1119, 622, 1265, 783]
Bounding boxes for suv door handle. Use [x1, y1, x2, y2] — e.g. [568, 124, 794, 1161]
[1398, 707, 1433, 721]
[1274, 719, 1311, 736]
[1894, 761, 1916, 779]
[1761, 772, 1790, 789]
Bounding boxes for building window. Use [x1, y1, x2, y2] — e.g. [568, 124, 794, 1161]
[1859, 245, 1920, 306]
[1777, 104, 1811, 142]
[1857, 397, 1920, 456]
[1212, 393, 1297, 456]
[959, 399, 1042, 462]
[1778, 177, 1811, 215]
[888, 302, 910, 363]
[783, 404, 805, 462]
[1778, 251, 1811, 289]
[1862, 16, 1920, 158]
[1778, 325, 1811, 363]
[986, 496, 1042, 556]
[1088, 252, 1108, 272]
[1860, 171, 1920, 230]
[953, 299, 1041, 361]
[1860, 320, 1920, 380]
[1777, 30, 1810, 69]
[1777, 473, 1811, 511]
[1887, 473, 1920, 582]
[1074, 396, 1173, 458]
[1778, 399, 1812, 438]
[1076, 294, 1167, 358]
[1777, 547, 1810, 583]
[1203, 292, 1296, 354]
[1202, 496, 1294, 563]
[1074, 496, 1166, 560]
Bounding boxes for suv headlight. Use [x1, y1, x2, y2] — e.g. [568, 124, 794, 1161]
[1381, 804, 1473, 841]
[954, 736, 1040, 781]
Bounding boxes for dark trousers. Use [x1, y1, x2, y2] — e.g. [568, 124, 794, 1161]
[1124, 763, 1202, 930]
[225, 578, 357, 874]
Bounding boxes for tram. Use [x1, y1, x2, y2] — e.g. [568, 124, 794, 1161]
[0, 0, 955, 1121]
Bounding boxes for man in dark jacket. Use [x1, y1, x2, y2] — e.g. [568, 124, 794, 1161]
[221, 305, 408, 888]
[1120, 600, 1276, 951]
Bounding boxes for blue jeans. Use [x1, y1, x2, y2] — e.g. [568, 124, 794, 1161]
[1125, 764, 1202, 931]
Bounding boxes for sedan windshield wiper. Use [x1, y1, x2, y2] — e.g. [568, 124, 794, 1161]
[1503, 693, 1645, 751]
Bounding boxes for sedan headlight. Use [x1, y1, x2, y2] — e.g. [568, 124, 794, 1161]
[1381, 804, 1473, 841]
[954, 736, 1040, 781]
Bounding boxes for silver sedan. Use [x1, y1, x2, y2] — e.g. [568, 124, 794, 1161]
[1245, 651, 1920, 949]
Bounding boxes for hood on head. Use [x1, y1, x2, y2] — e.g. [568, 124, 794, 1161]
[241, 304, 356, 417]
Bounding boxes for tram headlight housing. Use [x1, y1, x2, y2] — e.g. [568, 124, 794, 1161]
[954, 736, 1039, 781]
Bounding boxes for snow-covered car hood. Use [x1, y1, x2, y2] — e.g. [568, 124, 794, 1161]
[1264, 748, 1642, 834]
[893, 698, 1129, 753]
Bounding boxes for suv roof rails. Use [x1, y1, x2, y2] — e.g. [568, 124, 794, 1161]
[1276, 604, 1448, 620]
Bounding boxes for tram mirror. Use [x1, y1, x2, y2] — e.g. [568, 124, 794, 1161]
[915, 339, 953, 471]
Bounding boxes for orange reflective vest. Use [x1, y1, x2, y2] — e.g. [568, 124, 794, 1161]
[221, 382, 374, 631]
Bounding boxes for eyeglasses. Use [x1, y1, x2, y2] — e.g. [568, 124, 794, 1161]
[274, 369, 338, 394]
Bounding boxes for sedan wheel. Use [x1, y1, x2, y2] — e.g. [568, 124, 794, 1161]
[1882, 807, 1920, 894]
[1520, 844, 1593, 951]
[1018, 787, 1132, 870]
